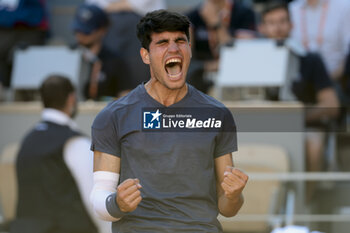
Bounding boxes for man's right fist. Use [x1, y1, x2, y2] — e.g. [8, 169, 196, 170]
[116, 178, 142, 212]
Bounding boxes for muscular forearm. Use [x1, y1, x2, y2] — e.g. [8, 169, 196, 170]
[218, 193, 244, 217]
[215, 156, 248, 217]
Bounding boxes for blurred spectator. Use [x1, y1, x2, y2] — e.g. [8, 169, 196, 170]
[85, 0, 166, 92]
[0, 0, 49, 92]
[289, 0, 350, 80]
[72, 4, 131, 100]
[342, 46, 350, 104]
[186, 0, 257, 93]
[11, 75, 110, 233]
[259, 1, 339, 178]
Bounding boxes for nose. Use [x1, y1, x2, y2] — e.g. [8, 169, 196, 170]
[168, 41, 179, 52]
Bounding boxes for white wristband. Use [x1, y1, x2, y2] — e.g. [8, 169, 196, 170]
[90, 171, 120, 221]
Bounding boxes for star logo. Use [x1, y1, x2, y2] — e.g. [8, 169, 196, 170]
[143, 109, 162, 129]
[150, 109, 162, 122]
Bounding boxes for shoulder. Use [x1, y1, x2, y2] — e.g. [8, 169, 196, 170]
[188, 86, 236, 129]
[189, 85, 227, 109]
[92, 86, 143, 129]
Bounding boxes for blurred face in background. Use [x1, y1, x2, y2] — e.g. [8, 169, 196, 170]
[260, 8, 292, 40]
[74, 28, 106, 49]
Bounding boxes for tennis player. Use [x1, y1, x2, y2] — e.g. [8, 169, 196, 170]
[90, 9, 248, 233]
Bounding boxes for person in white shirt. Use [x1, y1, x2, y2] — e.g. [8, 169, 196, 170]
[13, 75, 111, 233]
[289, 0, 350, 80]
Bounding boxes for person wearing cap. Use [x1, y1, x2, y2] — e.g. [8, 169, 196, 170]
[84, 0, 166, 93]
[72, 3, 131, 100]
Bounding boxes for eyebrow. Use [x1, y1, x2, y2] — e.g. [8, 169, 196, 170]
[155, 39, 169, 44]
[175, 37, 187, 42]
[155, 36, 187, 45]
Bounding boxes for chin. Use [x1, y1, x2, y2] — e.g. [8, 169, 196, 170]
[165, 77, 186, 90]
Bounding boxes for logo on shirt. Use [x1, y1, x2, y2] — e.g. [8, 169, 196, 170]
[143, 109, 162, 129]
[142, 108, 227, 132]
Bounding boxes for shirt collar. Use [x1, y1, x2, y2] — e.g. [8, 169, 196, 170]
[41, 108, 78, 130]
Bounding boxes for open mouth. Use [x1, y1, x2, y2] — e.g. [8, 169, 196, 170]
[165, 58, 183, 78]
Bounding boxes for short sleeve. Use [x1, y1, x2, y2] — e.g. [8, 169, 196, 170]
[91, 108, 121, 157]
[214, 108, 237, 158]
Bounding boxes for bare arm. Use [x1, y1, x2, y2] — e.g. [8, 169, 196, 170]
[215, 153, 248, 217]
[94, 150, 120, 172]
[93, 150, 142, 213]
[306, 87, 339, 123]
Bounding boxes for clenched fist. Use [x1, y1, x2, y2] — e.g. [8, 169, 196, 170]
[117, 178, 142, 212]
[221, 166, 248, 200]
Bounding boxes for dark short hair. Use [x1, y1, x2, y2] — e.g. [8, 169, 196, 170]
[136, 10, 191, 50]
[261, 1, 290, 21]
[39, 75, 75, 110]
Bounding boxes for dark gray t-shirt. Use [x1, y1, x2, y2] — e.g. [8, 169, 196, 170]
[91, 84, 237, 233]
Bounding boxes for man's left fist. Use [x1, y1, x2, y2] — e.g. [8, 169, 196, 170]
[221, 166, 248, 200]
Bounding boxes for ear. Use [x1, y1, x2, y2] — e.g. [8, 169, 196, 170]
[140, 47, 150, 65]
[67, 92, 75, 105]
[64, 92, 76, 113]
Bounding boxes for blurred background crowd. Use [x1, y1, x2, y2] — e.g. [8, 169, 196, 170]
[0, 0, 350, 233]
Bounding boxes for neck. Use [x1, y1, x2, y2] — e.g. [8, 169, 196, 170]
[307, 0, 320, 7]
[61, 106, 72, 119]
[89, 42, 102, 55]
[145, 79, 188, 107]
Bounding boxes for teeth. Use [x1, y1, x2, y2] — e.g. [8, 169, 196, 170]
[166, 58, 181, 65]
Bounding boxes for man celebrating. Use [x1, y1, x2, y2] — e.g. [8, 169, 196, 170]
[90, 10, 247, 232]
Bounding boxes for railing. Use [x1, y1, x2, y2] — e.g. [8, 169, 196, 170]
[235, 172, 350, 225]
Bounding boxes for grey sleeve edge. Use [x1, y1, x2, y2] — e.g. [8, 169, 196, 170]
[214, 146, 238, 159]
[90, 145, 121, 158]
